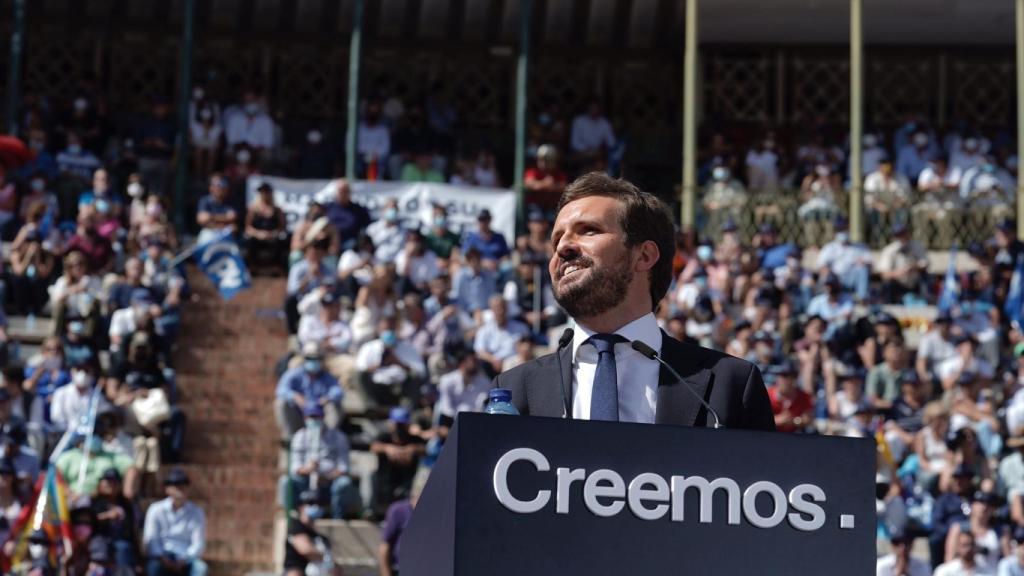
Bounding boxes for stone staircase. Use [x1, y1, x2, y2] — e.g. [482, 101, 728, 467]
[172, 269, 288, 575]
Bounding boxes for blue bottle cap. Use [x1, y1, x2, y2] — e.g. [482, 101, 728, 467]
[489, 388, 512, 403]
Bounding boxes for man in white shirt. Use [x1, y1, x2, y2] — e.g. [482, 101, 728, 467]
[297, 290, 353, 356]
[436, 346, 491, 426]
[50, 356, 106, 434]
[950, 137, 986, 176]
[473, 295, 530, 375]
[864, 159, 912, 214]
[355, 318, 426, 404]
[916, 312, 957, 384]
[570, 101, 615, 158]
[876, 532, 931, 576]
[225, 91, 274, 154]
[357, 101, 391, 176]
[745, 137, 779, 191]
[997, 527, 1024, 576]
[815, 221, 872, 300]
[937, 334, 995, 392]
[365, 198, 407, 264]
[935, 531, 995, 576]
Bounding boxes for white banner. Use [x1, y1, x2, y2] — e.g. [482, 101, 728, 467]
[246, 176, 518, 243]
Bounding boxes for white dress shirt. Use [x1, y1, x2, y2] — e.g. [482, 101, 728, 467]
[875, 553, 932, 576]
[571, 312, 663, 423]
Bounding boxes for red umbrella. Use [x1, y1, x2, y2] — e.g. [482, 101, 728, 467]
[0, 136, 31, 170]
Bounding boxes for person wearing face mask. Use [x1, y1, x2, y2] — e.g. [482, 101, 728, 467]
[275, 344, 344, 440]
[298, 129, 336, 179]
[283, 404, 361, 520]
[798, 162, 840, 225]
[19, 172, 59, 225]
[189, 89, 222, 179]
[56, 132, 101, 184]
[365, 198, 407, 264]
[49, 355, 106, 436]
[896, 130, 936, 183]
[142, 469, 207, 576]
[814, 218, 872, 301]
[196, 174, 238, 245]
[65, 210, 114, 273]
[79, 168, 124, 217]
[9, 227, 56, 317]
[55, 426, 138, 501]
[745, 135, 779, 191]
[224, 91, 274, 157]
[283, 490, 338, 576]
[702, 164, 747, 215]
[355, 319, 427, 407]
[422, 203, 460, 261]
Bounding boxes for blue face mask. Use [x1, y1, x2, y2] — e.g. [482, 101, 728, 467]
[384, 208, 399, 222]
[305, 505, 324, 520]
[433, 216, 447, 228]
[85, 435, 103, 453]
[304, 359, 322, 373]
[381, 330, 397, 347]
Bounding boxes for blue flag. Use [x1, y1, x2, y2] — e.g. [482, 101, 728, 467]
[1006, 254, 1024, 328]
[192, 231, 251, 300]
[937, 244, 959, 314]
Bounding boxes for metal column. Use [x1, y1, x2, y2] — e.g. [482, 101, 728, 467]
[172, 0, 195, 233]
[5, 0, 26, 135]
[513, 0, 533, 229]
[1017, 0, 1024, 238]
[681, 0, 698, 231]
[848, 0, 864, 243]
[345, 0, 365, 180]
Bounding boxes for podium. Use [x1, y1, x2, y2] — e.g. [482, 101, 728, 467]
[401, 413, 875, 575]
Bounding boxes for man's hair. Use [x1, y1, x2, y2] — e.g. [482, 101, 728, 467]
[557, 172, 676, 311]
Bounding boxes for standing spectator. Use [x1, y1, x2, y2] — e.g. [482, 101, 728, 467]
[244, 182, 288, 274]
[142, 469, 207, 576]
[275, 343, 344, 438]
[523, 145, 568, 212]
[877, 223, 929, 303]
[135, 98, 176, 195]
[56, 132, 101, 184]
[324, 179, 371, 250]
[285, 403, 361, 519]
[196, 174, 238, 244]
[745, 136, 779, 191]
[189, 91, 222, 178]
[224, 91, 274, 160]
[569, 100, 616, 167]
[357, 100, 391, 179]
[284, 490, 338, 576]
[460, 210, 510, 270]
[473, 296, 530, 376]
[767, 361, 813, 433]
[896, 131, 934, 184]
[378, 470, 428, 576]
[370, 408, 425, 518]
[366, 198, 407, 264]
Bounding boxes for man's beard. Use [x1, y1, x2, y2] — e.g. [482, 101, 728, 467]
[553, 255, 633, 320]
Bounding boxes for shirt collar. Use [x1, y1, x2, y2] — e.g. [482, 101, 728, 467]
[571, 312, 662, 362]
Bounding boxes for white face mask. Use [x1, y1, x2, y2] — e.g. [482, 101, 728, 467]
[192, 87, 205, 100]
[244, 102, 260, 115]
[72, 370, 93, 389]
[307, 130, 322, 144]
[127, 182, 144, 198]
[28, 543, 47, 560]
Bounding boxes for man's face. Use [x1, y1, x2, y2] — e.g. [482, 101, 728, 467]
[166, 485, 187, 502]
[956, 533, 975, 561]
[883, 344, 903, 366]
[776, 374, 795, 393]
[210, 178, 228, 199]
[336, 182, 352, 204]
[549, 196, 635, 320]
[490, 298, 507, 323]
[92, 170, 109, 193]
[478, 217, 492, 233]
[460, 355, 479, 377]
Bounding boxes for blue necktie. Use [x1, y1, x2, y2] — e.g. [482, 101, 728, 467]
[589, 334, 625, 421]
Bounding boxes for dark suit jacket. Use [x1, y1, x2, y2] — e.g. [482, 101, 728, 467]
[493, 331, 776, 430]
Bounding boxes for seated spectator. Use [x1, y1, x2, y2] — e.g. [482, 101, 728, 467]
[19, 172, 59, 224]
[815, 221, 871, 301]
[866, 338, 910, 411]
[877, 223, 929, 304]
[196, 174, 237, 244]
[283, 403, 361, 520]
[461, 210, 510, 270]
[286, 243, 333, 334]
[190, 92, 222, 178]
[422, 203, 461, 262]
[450, 248, 497, 318]
[297, 129, 337, 179]
[9, 228, 55, 317]
[366, 198, 407, 264]
[436, 345, 490, 432]
[244, 182, 288, 274]
[397, 294, 431, 358]
[336, 232, 376, 295]
[473, 296, 530, 375]
[56, 432, 137, 500]
[523, 145, 567, 212]
[297, 290, 353, 361]
[896, 131, 935, 184]
[883, 371, 928, 462]
[944, 491, 1001, 568]
[997, 527, 1024, 576]
[17, 129, 57, 182]
[745, 135, 780, 191]
[938, 334, 994, 392]
[395, 231, 440, 293]
[797, 163, 840, 222]
[806, 275, 853, 326]
[370, 408, 425, 518]
[502, 336, 536, 372]
[916, 311, 957, 388]
[50, 355, 106, 436]
[275, 343, 344, 439]
[960, 158, 1015, 205]
[378, 469, 429, 576]
[876, 531, 930, 576]
[324, 179, 371, 250]
[355, 319, 426, 407]
[23, 337, 71, 452]
[864, 158, 911, 222]
[283, 490, 336, 576]
[768, 362, 813, 433]
[56, 131, 101, 185]
[400, 151, 444, 183]
[108, 288, 161, 357]
[79, 167, 124, 219]
[351, 264, 398, 345]
[827, 367, 870, 435]
[142, 469, 207, 576]
[0, 459, 23, 548]
[503, 253, 557, 331]
[65, 209, 114, 274]
[132, 195, 178, 252]
[291, 201, 338, 266]
[702, 165, 747, 214]
[934, 530, 994, 575]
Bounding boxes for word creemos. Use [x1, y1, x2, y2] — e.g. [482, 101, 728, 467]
[492, 448, 840, 532]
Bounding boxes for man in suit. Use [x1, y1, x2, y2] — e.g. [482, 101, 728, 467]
[494, 172, 774, 430]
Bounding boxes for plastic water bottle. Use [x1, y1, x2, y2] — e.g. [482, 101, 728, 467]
[484, 388, 519, 415]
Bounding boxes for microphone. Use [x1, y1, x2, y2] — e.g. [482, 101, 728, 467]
[630, 340, 724, 429]
[556, 328, 574, 419]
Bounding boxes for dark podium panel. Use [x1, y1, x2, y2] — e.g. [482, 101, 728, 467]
[401, 413, 875, 576]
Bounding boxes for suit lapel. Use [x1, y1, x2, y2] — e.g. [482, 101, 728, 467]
[655, 333, 711, 426]
[559, 344, 573, 417]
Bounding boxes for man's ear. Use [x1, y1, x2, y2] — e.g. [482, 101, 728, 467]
[635, 240, 660, 273]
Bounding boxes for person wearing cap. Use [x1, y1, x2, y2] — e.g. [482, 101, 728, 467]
[876, 530, 931, 576]
[877, 220, 929, 303]
[931, 463, 978, 570]
[108, 287, 160, 355]
[285, 402, 361, 520]
[938, 333, 995, 392]
[767, 361, 813, 433]
[814, 218, 872, 301]
[142, 469, 207, 576]
[275, 343, 344, 439]
[92, 467, 139, 570]
[423, 203, 461, 262]
[366, 198, 408, 265]
[297, 288, 354, 360]
[378, 468, 430, 576]
[283, 490, 337, 576]
[524, 145, 567, 212]
[917, 311, 958, 387]
[195, 173, 238, 245]
[944, 491, 1002, 569]
[244, 182, 288, 274]
[460, 209, 510, 271]
[396, 230, 441, 292]
[827, 365, 871, 435]
[370, 408, 426, 519]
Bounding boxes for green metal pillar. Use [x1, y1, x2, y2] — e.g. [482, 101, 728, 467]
[514, 0, 532, 229]
[1017, 0, 1024, 239]
[849, 0, 864, 243]
[172, 0, 195, 233]
[345, 0, 365, 179]
[5, 0, 26, 135]
[681, 0, 698, 232]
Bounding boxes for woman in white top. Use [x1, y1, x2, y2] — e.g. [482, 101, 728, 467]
[916, 401, 953, 481]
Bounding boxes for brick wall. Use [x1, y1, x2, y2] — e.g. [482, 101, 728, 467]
[172, 270, 288, 575]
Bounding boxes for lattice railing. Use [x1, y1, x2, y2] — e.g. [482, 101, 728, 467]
[109, 37, 179, 113]
[612, 62, 678, 129]
[707, 55, 770, 122]
[951, 58, 1013, 127]
[274, 46, 347, 119]
[529, 59, 600, 121]
[23, 32, 96, 102]
[869, 58, 932, 126]
[790, 57, 849, 123]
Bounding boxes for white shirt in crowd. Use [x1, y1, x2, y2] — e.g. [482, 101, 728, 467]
[875, 553, 931, 576]
[356, 122, 390, 160]
[570, 114, 615, 154]
[998, 555, 1024, 576]
[355, 338, 426, 385]
[436, 369, 491, 419]
[936, 355, 995, 383]
[225, 111, 274, 150]
[934, 557, 995, 576]
[366, 220, 406, 264]
[571, 312, 662, 423]
[51, 383, 107, 432]
[918, 165, 962, 191]
[745, 148, 779, 190]
[864, 171, 912, 204]
[396, 250, 441, 287]
[297, 314, 353, 355]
